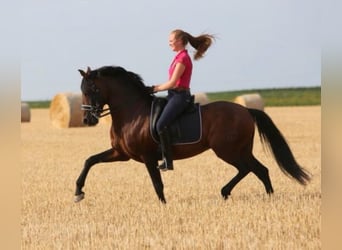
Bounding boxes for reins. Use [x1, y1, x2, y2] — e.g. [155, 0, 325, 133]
[81, 95, 145, 120]
[81, 104, 111, 119]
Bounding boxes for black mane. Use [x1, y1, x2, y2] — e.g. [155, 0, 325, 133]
[95, 66, 152, 99]
[96, 66, 130, 78]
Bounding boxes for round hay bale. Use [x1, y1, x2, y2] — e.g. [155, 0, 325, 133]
[234, 93, 264, 111]
[49, 93, 85, 128]
[194, 92, 209, 105]
[21, 102, 31, 122]
[99, 104, 112, 125]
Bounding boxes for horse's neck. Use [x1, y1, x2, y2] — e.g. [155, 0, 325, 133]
[108, 97, 151, 131]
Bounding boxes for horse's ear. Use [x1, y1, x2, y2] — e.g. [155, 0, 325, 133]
[78, 67, 92, 77]
[78, 69, 86, 77]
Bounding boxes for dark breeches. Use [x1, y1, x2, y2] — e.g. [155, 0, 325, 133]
[156, 90, 191, 133]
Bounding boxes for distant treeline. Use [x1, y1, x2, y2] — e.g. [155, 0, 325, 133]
[25, 86, 320, 108]
[207, 86, 320, 106]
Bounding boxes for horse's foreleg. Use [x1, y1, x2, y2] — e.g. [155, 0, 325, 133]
[144, 158, 166, 203]
[74, 148, 128, 202]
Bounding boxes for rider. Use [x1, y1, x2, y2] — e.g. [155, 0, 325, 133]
[150, 29, 215, 171]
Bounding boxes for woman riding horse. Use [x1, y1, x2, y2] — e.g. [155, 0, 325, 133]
[75, 65, 310, 203]
[149, 29, 215, 171]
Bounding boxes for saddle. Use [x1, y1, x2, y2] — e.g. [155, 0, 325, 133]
[150, 96, 202, 145]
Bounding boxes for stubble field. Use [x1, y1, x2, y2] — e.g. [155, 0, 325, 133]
[21, 106, 321, 249]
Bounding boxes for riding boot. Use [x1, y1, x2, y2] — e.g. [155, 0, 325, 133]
[157, 128, 174, 171]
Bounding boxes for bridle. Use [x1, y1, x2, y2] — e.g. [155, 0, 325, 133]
[81, 80, 111, 119]
[81, 104, 111, 119]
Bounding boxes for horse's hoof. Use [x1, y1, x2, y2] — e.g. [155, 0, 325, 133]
[221, 193, 230, 200]
[74, 193, 85, 203]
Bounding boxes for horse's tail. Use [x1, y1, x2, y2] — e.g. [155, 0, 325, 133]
[248, 108, 311, 185]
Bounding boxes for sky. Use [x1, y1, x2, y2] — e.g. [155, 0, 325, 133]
[21, 0, 321, 101]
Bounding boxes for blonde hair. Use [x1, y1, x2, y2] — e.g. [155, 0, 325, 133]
[172, 29, 215, 60]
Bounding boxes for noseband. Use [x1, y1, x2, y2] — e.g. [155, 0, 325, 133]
[81, 104, 110, 119]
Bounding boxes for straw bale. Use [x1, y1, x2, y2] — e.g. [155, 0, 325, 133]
[21, 102, 31, 122]
[194, 92, 209, 105]
[99, 104, 112, 125]
[49, 93, 85, 128]
[234, 93, 264, 111]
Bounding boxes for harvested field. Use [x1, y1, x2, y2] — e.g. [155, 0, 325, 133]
[21, 106, 321, 249]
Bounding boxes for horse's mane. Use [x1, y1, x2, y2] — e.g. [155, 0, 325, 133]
[95, 66, 153, 100]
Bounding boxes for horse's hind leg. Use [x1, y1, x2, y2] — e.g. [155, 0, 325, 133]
[220, 157, 274, 199]
[213, 147, 251, 199]
[250, 156, 274, 195]
[221, 166, 249, 199]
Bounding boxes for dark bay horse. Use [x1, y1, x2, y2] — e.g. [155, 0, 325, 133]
[74, 66, 310, 203]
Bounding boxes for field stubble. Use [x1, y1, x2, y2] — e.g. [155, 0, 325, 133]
[21, 106, 321, 249]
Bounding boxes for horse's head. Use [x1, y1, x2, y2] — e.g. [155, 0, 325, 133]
[79, 65, 154, 126]
[78, 67, 106, 126]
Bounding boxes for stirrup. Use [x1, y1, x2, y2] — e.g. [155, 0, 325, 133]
[157, 161, 173, 171]
[157, 162, 168, 171]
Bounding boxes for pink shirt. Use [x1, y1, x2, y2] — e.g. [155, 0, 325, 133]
[168, 49, 192, 88]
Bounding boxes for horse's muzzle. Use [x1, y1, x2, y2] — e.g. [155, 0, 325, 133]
[81, 104, 100, 126]
[83, 112, 99, 126]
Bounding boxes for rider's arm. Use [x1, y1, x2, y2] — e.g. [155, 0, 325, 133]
[154, 62, 185, 92]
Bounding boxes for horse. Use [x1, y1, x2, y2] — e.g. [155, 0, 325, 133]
[74, 66, 311, 203]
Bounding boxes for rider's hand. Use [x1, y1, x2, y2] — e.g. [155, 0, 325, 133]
[145, 85, 156, 94]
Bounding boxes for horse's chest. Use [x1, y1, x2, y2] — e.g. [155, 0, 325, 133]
[112, 134, 139, 158]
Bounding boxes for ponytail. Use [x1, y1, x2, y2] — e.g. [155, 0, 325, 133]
[172, 29, 215, 60]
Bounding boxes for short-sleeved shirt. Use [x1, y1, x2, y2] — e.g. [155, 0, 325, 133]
[168, 49, 192, 88]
